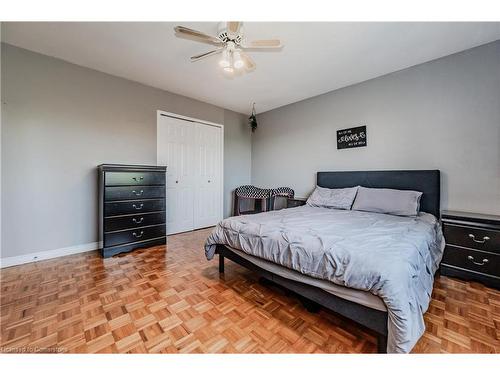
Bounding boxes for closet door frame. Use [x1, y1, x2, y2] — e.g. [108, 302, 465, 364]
[156, 110, 224, 231]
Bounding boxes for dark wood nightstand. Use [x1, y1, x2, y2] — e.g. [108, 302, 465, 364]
[286, 197, 307, 208]
[440, 210, 500, 288]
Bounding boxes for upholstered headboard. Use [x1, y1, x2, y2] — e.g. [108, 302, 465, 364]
[316, 170, 440, 218]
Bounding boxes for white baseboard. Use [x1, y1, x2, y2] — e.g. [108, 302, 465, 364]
[0, 241, 102, 268]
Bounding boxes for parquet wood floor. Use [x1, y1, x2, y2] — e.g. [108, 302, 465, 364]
[1, 228, 499, 353]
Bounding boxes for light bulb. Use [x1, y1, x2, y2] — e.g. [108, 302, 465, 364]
[219, 59, 230, 68]
[219, 49, 230, 68]
[234, 59, 244, 69]
[233, 50, 244, 69]
[223, 66, 234, 73]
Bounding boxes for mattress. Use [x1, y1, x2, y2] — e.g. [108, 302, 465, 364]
[227, 245, 387, 312]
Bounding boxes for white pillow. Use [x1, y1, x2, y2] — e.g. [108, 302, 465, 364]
[351, 186, 423, 216]
[306, 186, 359, 210]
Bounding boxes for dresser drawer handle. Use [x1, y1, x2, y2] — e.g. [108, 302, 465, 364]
[132, 231, 144, 238]
[468, 234, 490, 244]
[467, 255, 489, 266]
[132, 176, 144, 182]
[132, 204, 144, 210]
[132, 190, 144, 196]
[132, 217, 144, 224]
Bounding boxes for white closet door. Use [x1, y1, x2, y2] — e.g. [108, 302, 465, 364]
[193, 123, 223, 229]
[157, 115, 195, 234]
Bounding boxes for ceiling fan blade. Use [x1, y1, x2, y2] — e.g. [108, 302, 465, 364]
[174, 26, 223, 46]
[244, 39, 282, 49]
[190, 49, 223, 61]
[227, 22, 242, 35]
[240, 51, 256, 71]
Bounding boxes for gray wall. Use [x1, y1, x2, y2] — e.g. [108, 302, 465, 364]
[223, 110, 252, 217]
[1, 43, 251, 258]
[252, 41, 500, 215]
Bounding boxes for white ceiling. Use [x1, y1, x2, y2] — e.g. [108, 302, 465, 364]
[2, 22, 500, 114]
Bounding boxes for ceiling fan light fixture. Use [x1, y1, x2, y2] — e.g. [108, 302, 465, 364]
[219, 59, 230, 68]
[233, 50, 244, 69]
[175, 22, 283, 76]
[218, 49, 230, 68]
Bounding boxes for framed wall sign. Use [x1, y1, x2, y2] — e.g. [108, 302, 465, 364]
[337, 125, 367, 149]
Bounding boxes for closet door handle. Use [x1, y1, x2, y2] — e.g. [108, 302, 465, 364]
[132, 231, 144, 238]
[132, 217, 144, 224]
[208, 180, 211, 183]
[132, 176, 144, 182]
[468, 234, 490, 244]
[175, 180, 179, 184]
[132, 203, 144, 210]
[132, 190, 144, 196]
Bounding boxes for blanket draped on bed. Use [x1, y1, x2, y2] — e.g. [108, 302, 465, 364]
[204, 206, 444, 353]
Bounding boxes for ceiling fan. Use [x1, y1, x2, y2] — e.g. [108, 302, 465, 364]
[174, 22, 282, 75]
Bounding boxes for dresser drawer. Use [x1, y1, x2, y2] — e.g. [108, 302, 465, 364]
[104, 199, 165, 217]
[105, 172, 165, 186]
[441, 245, 500, 277]
[105, 186, 165, 201]
[443, 224, 500, 254]
[104, 224, 166, 247]
[104, 212, 166, 232]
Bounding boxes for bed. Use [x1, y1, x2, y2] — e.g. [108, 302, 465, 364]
[204, 170, 444, 353]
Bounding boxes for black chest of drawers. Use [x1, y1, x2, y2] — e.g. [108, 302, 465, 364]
[98, 164, 167, 258]
[440, 210, 500, 289]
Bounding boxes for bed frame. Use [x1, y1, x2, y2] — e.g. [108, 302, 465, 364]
[216, 170, 441, 353]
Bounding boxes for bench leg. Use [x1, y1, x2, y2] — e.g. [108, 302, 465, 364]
[377, 334, 388, 353]
[219, 254, 225, 273]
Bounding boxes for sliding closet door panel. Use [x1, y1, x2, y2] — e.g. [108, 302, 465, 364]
[157, 116, 195, 234]
[193, 123, 222, 229]
[158, 112, 223, 234]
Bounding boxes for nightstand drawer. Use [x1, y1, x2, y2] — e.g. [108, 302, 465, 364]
[443, 224, 500, 254]
[441, 245, 500, 277]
